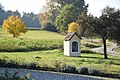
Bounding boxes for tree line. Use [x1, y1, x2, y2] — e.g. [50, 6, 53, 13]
[0, 4, 41, 28]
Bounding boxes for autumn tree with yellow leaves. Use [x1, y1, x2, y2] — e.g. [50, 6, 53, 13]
[68, 22, 79, 33]
[2, 16, 27, 38]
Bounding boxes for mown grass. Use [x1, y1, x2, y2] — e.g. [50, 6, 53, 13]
[81, 40, 102, 50]
[0, 50, 120, 75]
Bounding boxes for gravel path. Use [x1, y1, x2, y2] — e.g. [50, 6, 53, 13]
[0, 67, 106, 80]
[90, 42, 120, 56]
[84, 38, 120, 56]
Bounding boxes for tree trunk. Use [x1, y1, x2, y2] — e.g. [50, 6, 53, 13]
[102, 38, 108, 59]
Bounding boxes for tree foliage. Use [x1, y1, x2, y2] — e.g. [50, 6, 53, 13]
[68, 22, 79, 33]
[79, 6, 120, 59]
[22, 12, 41, 28]
[39, 0, 88, 33]
[102, 7, 120, 45]
[44, 22, 57, 32]
[77, 12, 95, 37]
[0, 4, 5, 25]
[38, 12, 49, 29]
[55, 4, 79, 34]
[2, 16, 27, 38]
[39, 0, 60, 23]
[56, 0, 88, 11]
[0, 4, 40, 28]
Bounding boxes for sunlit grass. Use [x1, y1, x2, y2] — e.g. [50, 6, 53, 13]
[20, 30, 64, 40]
[0, 49, 120, 74]
[0, 28, 64, 40]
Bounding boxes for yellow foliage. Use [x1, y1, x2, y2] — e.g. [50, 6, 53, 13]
[38, 12, 49, 29]
[68, 22, 79, 33]
[2, 16, 27, 38]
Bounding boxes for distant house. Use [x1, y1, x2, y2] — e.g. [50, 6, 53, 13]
[64, 32, 82, 56]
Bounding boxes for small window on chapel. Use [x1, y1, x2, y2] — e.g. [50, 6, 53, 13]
[72, 41, 78, 52]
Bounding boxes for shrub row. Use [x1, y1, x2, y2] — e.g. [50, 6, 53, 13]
[0, 59, 120, 79]
[0, 70, 31, 80]
[0, 39, 63, 52]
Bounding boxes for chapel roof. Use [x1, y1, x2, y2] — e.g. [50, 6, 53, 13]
[64, 32, 82, 41]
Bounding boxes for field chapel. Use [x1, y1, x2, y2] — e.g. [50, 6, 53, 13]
[64, 32, 81, 56]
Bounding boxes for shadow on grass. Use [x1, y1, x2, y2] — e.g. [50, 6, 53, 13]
[80, 56, 103, 59]
[0, 47, 63, 53]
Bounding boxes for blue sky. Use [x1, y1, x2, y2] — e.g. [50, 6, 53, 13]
[0, 0, 120, 16]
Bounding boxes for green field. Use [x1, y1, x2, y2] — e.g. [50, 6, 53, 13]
[0, 28, 120, 78]
[0, 28, 101, 52]
[0, 29, 64, 52]
[0, 28, 64, 40]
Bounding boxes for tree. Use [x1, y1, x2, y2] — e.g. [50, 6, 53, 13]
[44, 22, 56, 32]
[0, 4, 5, 25]
[97, 7, 120, 59]
[55, 4, 79, 34]
[12, 10, 21, 17]
[22, 12, 41, 28]
[0, 4, 21, 25]
[2, 16, 27, 38]
[80, 6, 120, 59]
[68, 22, 79, 33]
[56, 0, 88, 11]
[37, 12, 49, 29]
[77, 12, 96, 37]
[39, 0, 88, 32]
[105, 8, 120, 45]
[39, 0, 60, 24]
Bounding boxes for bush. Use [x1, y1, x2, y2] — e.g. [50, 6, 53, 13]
[0, 70, 31, 80]
[0, 39, 63, 52]
[52, 60, 62, 69]
[0, 59, 7, 66]
[62, 65, 76, 73]
[52, 60, 66, 72]
[90, 69, 102, 76]
[77, 66, 89, 75]
[27, 62, 38, 68]
[6, 59, 19, 67]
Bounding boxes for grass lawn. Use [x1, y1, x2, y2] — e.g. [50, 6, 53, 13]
[0, 50, 120, 75]
[0, 28, 64, 40]
[0, 29, 64, 52]
[0, 28, 120, 78]
[20, 30, 64, 40]
[114, 47, 120, 52]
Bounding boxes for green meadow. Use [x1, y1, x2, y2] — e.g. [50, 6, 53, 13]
[0, 28, 120, 78]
